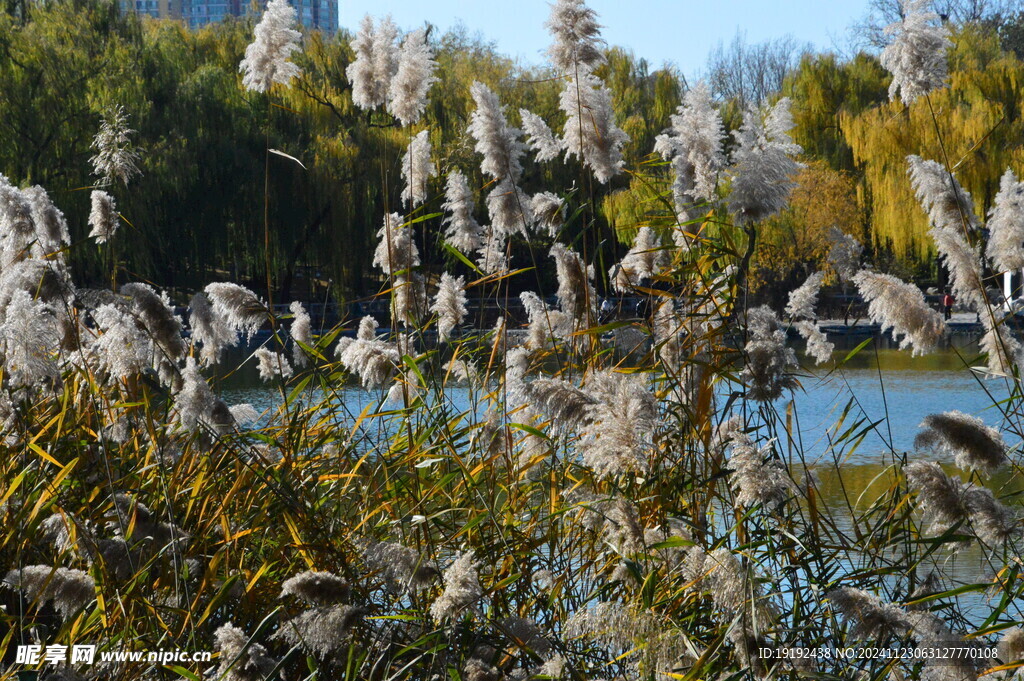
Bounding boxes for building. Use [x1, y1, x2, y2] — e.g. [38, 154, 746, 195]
[119, 0, 181, 21]
[120, 0, 338, 34]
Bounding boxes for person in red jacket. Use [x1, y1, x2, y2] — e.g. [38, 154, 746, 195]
[942, 290, 955, 320]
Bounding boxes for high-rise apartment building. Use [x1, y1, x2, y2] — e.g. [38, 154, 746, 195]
[119, 0, 337, 34]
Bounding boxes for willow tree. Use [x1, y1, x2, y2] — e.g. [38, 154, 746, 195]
[841, 25, 1024, 263]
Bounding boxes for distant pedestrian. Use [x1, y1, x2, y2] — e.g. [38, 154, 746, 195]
[942, 291, 955, 321]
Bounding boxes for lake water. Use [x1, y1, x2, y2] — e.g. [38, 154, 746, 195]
[220, 346, 1023, 613]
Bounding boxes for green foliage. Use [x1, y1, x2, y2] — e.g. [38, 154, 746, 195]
[0, 2, 685, 302]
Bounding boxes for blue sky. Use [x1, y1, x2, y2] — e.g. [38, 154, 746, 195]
[338, 1, 868, 78]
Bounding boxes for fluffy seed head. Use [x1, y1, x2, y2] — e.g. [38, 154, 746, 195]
[280, 570, 349, 606]
[88, 190, 118, 245]
[442, 171, 483, 254]
[90, 106, 142, 187]
[387, 29, 437, 126]
[204, 283, 266, 341]
[654, 82, 726, 206]
[785, 272, 824, 320]
[430, 550, 483, 621]
[238, 0, 302, 93]
[727, 98, 803, 224]
[3, 565, 94, 618]
[559, 72, 629, 184]
[915, 411, 1008, 474]
[987, 169, 1024, 273]
[401, 129, 435, 207]
[431, 273, 467, 342]
[546, 0, 606, 74]
[853, 270, 946, 355]
[520, 108, 561, 162]
[741, 306, 797, 402]
[214, 623, 278, 681]
[880, 0, 951, 105]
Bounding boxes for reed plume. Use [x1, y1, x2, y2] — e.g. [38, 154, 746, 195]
[238, 0, 302, 93]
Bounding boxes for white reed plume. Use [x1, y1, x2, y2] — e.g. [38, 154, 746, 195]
[998, 627, 1024, 666]
[546, 0, 605, 74]
[174, 356, 233, 433]
[289, 300, 311, 368]
[401, 130, 435, 208]
[2, 565, 94, 618]
[610, 226, 668, 294]
[335, 316, 400, 388]
[213, 623, 278, 681]
[653, 82, 725, 208]
[274, 605, 364, 657]
[90, 105, 142, 187]
[727, 97, 803, 224]
[372, 212, 419, 276]
[431, 273, 467, 342]
[853, 270, 946, 355]
[785, 271, 824, 320]
[904, 461, 969, 534]
[531, 191, 566, 237]
[469, 82, 533, 235]
[986, 169, 1024, 273]
[0, 290, 61, 390]
[280, 570, 349, 606]
[915, 411, 1008, 474]
[441, 171, 482, 254]
[907, 461, 1019, 545]
[580, 371, 658, 477]
[827, 587, 910, 640]
[932, 227, 987, 311]
[476, 230, 509, 275]
[519, 108, 561, 162]
[105, 493, 189, 562]
[430, 550, 484, 621]
[23, 186, 70, 254]
[393, 272, 427, 327]
[0, 259, 71, 316]
[254, 347, 292, 382]
[826, 226, 863, 282]
[906, 612, 982, 681]
[559, 72, 629, 184]
[907, 155, 979, 232]
[727, 434, 795, 509]
[189, 291, 235, 366]
[529, 375, 597, 434]
[362, 539, 437, 593]
[121, 282, 187, 363]
[387, 28, 436, 126]
[229, 403, 260, 426]
[741, 306, 797, 402]
[238, 0, 302, 93]
[486, 176, 533, 237]
[0, 176, 32, 243]
[204, 282, 267, 342]
[550, 243, 597, 333]
[88, 303, 153, 383]
[468, 81, 526, 184]
[963, 485, 1020, 546]
[88, 190, 118, 244]
[980, 320, 1021, 376]
[347, 15, 400, 110]
[796, 321, 834, 365]
[908, 156, 986, 311]
[520, 291, 570, 350]
[880, 0, 951, 105]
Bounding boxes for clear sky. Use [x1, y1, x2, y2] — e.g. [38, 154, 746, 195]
[338, 1, 868, 78]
